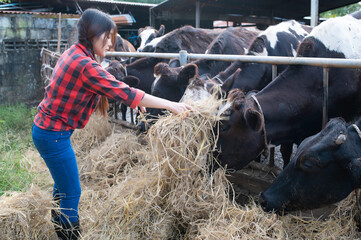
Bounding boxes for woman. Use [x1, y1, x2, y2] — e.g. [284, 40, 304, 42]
[32, 9, 193, 240]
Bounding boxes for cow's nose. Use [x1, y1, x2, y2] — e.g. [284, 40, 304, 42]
[138, 121, 148, 133]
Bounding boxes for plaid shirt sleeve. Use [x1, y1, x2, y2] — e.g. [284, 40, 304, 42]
[81, 61, 144, 109]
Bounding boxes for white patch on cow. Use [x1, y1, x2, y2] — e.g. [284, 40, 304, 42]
[259, 20, 309, 51]
[292, 48, 298, 57]
[309, 15, 361, 59]
[243, 47, 248, 55]
[205, 49, 209, 54]
[180, 83, 211, 103]
[101, 60, 110, 69]
[152, 74, 162, 90]
[253, 47, 268, 56]
[217, 101, 232, 118]
[138, 28, 156, 49]
[138, 35, 166, 52]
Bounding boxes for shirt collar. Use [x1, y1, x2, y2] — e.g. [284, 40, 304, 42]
[76, 42, 95, 60]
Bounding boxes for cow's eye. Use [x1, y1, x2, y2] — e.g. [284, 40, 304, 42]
[219, 122, 230, 132]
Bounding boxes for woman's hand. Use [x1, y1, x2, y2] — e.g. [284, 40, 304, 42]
[167, 102, 193, 115]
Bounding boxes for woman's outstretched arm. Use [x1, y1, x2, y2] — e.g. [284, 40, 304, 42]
[138, 93, 193, 115]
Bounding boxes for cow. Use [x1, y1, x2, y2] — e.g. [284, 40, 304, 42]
[105, 60, 140, 121]
[147, 26, 258, 120]
[101, 34, 136, 68]
[219, 20, 312, 93]
[137, 25, 165, 52]
[109, 25, 225, 95]
[180, 20, 311, 105]
[259, 117, 361, 213]
[216, 13, 361, 171]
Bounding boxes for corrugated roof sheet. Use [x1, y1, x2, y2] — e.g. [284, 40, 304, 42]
[77, 0, 156, 8]
[0, 10, 80, 17]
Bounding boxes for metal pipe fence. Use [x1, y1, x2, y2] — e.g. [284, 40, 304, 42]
[106, 50, 361, 130]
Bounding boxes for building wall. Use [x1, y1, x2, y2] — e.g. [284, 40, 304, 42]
[0, 13, 79, 105]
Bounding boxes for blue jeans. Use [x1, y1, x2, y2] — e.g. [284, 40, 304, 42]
[32, 124, 80, 223]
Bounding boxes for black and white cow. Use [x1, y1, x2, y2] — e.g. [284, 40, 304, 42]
[217, 13, 361, 170]
[260, 117, 361, 212]
[219, 20, 312, 92]
[137, 25, 165, 52]
[180, 20, 311, 104]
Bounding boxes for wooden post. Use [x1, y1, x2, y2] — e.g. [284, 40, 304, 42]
[57, 12, 62, 53]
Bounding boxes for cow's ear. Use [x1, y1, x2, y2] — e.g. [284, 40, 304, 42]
[138, 27, 145, 35]
[177, 63, 198, 85]
[249, 36, 266, 54]
[221, 68, 241, 92]
[154, 62, 171, 76]
[297, 38, 315, 57]
[244, 108, 263, 132]
[169, 59, 180, 68]
[122, 76, 140, 87]
[157, 24, 165, 37]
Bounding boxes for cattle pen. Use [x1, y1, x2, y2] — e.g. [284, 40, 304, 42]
[107, 50, 361, 130]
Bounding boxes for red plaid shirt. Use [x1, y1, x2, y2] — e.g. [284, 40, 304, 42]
[34, 43, 144, 131]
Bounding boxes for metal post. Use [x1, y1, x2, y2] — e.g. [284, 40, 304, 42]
[179, 50, 188, 66]
[195, 0, 200, 28]
[322, 67, 329, 129]
[149, 8, 155, 27]
[311, 0, 319, 27]
[269, 64, 277, 167]
[57, 12, 62, 53]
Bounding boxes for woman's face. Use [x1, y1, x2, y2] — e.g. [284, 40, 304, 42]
[92, 31, 113, 58]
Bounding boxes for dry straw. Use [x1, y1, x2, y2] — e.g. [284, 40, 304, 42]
[1, 96, 361, 239]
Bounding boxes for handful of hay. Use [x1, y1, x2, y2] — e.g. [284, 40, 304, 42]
[1, 95, 361, 239]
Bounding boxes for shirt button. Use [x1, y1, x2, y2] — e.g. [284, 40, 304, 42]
[55, 140, 58, 142]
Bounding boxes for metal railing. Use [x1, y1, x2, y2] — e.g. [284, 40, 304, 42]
[106, 50, 361, 129]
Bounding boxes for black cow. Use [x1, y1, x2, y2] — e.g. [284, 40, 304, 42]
[112, 25, 225, 95]
[260, 117, 361, 212]
[217, 13, 361, 170]
[105, 60, 140, 121]
[148, 26, 258, 119]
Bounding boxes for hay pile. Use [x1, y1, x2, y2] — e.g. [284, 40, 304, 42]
[1, 95, 361, 239]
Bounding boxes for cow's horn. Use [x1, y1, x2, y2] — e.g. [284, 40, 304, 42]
[336, 134, 347, 145]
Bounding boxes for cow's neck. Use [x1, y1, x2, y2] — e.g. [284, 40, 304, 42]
[256, 71, 323, 145]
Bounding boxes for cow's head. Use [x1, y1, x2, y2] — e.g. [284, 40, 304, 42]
[105, 60, 139, 87]
[260, 117, 361, 213]
[217, 89, 266, 170]
[137, 25, 165, 51]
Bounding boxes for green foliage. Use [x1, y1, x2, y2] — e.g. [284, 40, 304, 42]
[320, 2, 361, 18]
[0, 104, 37, 196]
[0, 0, 11, 3]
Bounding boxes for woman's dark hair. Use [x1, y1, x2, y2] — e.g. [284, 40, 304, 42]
[78, 8, 117, 55]
[78, 9, 117, 117]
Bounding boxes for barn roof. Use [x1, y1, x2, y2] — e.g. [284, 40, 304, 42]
[1, 0, 155, 28]
[151, 0, 360, 26]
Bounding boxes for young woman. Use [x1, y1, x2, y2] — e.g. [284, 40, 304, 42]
[32, 8, 193, 240]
